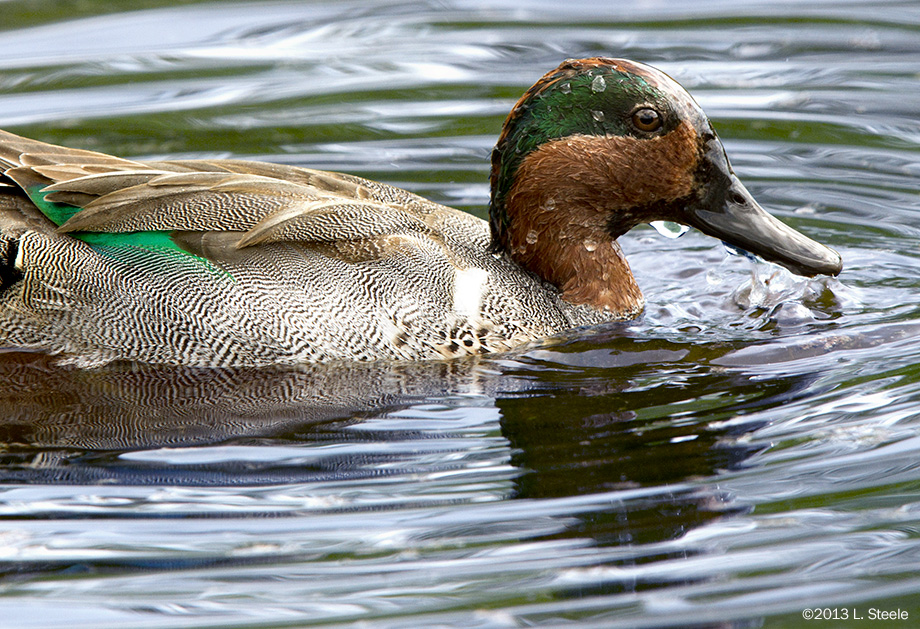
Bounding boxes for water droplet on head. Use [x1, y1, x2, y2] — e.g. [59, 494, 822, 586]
[525, 229, 539, 244]
[583, 239, 598, 252]
[650, 221, 689, 239]
[559, 82, 571, 94]
[591, 75, 607, 93]
[591, 110, 605, 122]
[544, 198, 556, 211]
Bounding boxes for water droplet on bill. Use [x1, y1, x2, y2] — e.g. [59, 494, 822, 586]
[650, 221, 689, 239]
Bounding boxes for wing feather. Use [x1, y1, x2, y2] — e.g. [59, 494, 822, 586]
[0, 129, 458, 249]
[236, 199, 430, 247]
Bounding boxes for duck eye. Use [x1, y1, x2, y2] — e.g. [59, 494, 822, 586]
[631, 108, 662, 132]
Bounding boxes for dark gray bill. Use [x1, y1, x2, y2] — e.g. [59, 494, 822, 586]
[683, 142, 842, 277]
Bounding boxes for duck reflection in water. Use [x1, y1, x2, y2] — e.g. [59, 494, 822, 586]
[0, 332, 819, 549]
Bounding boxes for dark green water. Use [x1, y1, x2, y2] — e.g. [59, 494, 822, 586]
[1, 1, 920, 627]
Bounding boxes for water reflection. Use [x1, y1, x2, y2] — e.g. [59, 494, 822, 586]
[497, 336, 827, 554]
[0, 334, 818, 537]
[0, 351, 489, 484]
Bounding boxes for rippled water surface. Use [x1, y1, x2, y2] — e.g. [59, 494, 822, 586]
[1, 1, 920, 627]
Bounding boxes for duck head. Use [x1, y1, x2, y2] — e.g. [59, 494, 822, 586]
[490, 57, 842, 314]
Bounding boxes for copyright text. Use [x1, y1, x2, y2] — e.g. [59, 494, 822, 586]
[802, 608, 908, 621]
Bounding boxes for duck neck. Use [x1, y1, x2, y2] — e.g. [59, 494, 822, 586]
[495, 193, 644, 317]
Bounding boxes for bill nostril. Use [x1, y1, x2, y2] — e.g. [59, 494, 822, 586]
[729, 190, 747, 206]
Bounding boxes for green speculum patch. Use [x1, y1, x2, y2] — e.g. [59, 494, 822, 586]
[76, 231, 233, 280]
[27, 186, 231, 279]
[28, 186, 83, 226]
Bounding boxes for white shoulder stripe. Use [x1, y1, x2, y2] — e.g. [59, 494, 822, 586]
[452, 267, 489, 320]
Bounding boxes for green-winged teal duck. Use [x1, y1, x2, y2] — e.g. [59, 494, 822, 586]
[0, 58, 842, 366]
